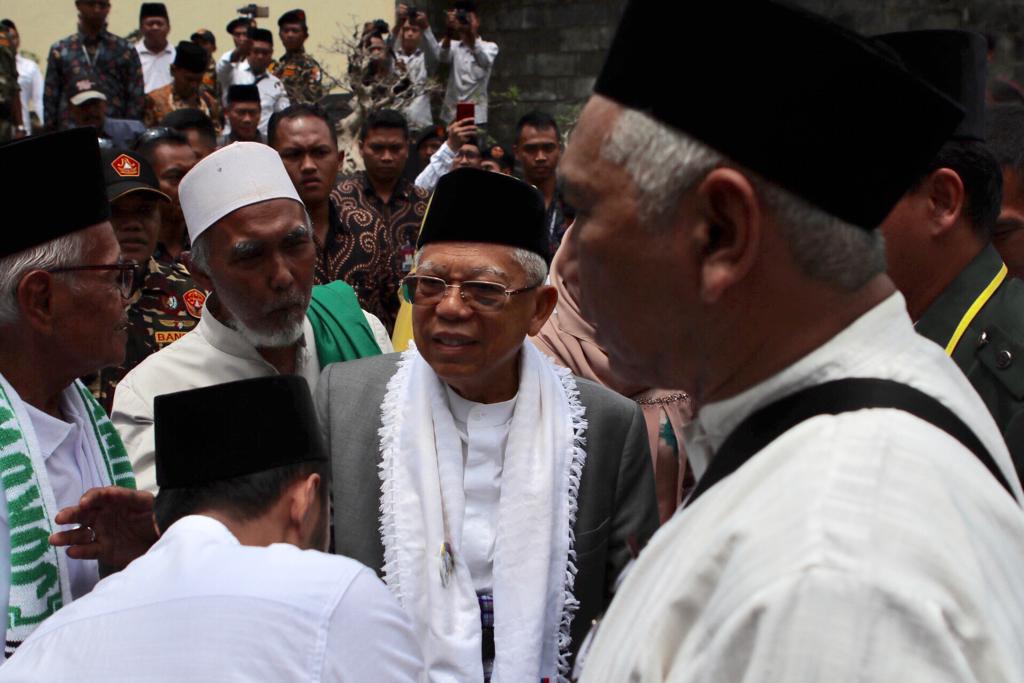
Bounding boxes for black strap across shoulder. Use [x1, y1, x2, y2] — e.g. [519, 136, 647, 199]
[683, 378, 1017, 509]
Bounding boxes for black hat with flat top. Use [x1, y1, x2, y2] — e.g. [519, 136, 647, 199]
[416, 167, 549, 263]
[227, 84, 260, 104]
[594, 0, 965, 231]
[0, 129, 109, 258]
[874, 30, 988, 142]
[139, 3, 168, 21]
[173, 40, 208, 73]
[154, 376, 327, 490]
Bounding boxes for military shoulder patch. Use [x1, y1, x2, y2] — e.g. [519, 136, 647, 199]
[183, 289, 206, 319]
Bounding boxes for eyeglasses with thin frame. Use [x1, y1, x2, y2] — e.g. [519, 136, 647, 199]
[47, 262, 136, 298]
[400, 274, 537, 312]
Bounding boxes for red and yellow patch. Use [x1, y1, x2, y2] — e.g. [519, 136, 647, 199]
[183, 289, 206, 319]
[155, 331, 188, 345]
[111, 154, 140, 177]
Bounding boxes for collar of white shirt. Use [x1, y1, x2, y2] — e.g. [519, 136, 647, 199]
[683, 292, 912, 479]
[157, 514, 241, 551]
[444, 383, 517, 429]
[23, 398, 76, 462]
[136, 41, 174, 57]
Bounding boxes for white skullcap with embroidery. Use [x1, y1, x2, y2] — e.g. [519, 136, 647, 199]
[179, 142, 303, 243]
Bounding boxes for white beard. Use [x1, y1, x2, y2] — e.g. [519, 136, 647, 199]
[218, 289, 310, 350]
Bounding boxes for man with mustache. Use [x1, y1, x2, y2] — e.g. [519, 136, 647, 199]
[111, 142, 392, 492]
[0, 128, 137, 659]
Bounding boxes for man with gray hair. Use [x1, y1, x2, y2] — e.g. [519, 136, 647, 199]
[0, 128, 137, 660]
[111, 142, 393, 493]
[565, 1, 1024, 681]
[316, 167, 658, 681]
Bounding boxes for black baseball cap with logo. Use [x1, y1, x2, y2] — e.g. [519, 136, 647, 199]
[100, 148, 170, 203]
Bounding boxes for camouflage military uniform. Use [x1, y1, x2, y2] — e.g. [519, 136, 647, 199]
[0, 27, 20, 143]
[273, 50, 324, 104]
[86, 257, 206, 412]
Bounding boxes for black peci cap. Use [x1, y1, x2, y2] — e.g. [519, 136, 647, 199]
[227, 84, 260, 104]
[248, 27, 274, 44]
[226, 17, 251, 35]
[0, 129, 110, 258]
[173, 41, 208, 73]
[417, 167, 550, 263]
[190, 29, 215, 45]
[155, 376, 328, 490]
[139, 2, 168, 21]
[875, 30, 988, 142]
[100, 148, 170, 203]
[594, 0, 965, 231]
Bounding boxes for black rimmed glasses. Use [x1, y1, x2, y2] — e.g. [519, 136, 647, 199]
[400, 275, 536, 312]
[47, 262, 136, 298]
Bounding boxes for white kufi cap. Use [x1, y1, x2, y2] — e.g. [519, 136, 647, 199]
[179, 142, 303, 243]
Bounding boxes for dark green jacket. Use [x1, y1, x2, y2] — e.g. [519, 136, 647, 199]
[917, 244, 1024, 479]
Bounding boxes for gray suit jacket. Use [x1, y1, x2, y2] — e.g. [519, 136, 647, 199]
[315, 352, 659, 662]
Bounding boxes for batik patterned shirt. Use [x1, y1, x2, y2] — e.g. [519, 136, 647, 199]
[325, 173, 429, 333]
[143, 82, 221, 129]
[44, 27, 144, 129]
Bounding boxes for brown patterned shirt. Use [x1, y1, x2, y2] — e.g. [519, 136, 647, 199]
[324, 172, 428, 332]
[143, 82, 222, 130]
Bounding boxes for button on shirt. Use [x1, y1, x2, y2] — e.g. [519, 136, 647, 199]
[0, 515, 424, 682]
[134, 40, 175, 93]
[444, 385, 516, 593]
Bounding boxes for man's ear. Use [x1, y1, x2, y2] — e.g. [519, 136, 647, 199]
[16, 271, 58, 333]
[288, 472, 321, 532]
[692, 168, 761, 304]
[527, 284, 558, 336]
[923, 167, 965, 236]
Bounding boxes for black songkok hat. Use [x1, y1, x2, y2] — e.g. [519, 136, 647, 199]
[875, 30, 988, 142]
[100, 148, 169, 203]
[190, 29, 215, 46]
[278, 9, 307, 28]
[139, 3, 168, 21]
[417, 167, 549, 263]
[227, 84, 260, 104]
[594, 0, 965, 231]
[155, 376, 328, 490]
[173, 40, 208, 73]
[248, 27, 274, 44]
[0, 129, 109, 258]
[226, 17, 251, 35]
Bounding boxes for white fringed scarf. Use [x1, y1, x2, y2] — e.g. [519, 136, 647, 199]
[378, 343, 587, 682]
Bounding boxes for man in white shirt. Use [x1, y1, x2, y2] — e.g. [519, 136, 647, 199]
[134, 3, 175, 94]
[217, 26, 289, 136]
[112, 142, 391, 493]
[392, 4, 440, 131]
[0, 375, 423, 681]
[562, 2, 1024, 682]
[438, 1, 498, 126]
[0, 129, 137, 661]
[1, 20, 42, 134]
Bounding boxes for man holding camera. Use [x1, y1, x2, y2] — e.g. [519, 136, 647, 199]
[392, 4, 440, 131]
[216, 26, 289, 137]
[439, 1, 497, 128]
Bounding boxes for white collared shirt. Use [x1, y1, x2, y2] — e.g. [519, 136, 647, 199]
[135, 40, 175, 93]
[438, 36, 498, 124]
[14, 54, 43, 133]
[579, 293, 1024, 682]
[112, 301, 392, 493]
[444, 385, 517, 593]
[0, 516, 423, 681]
[216, 53, 290, 136]
[0, 387, 109, 663]
[393, 27, 440, 130]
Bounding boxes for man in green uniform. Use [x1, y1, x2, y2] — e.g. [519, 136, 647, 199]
[878, 30, 1024, 478]
[273, 9, 324, 104]
[85, 147, 205, 412]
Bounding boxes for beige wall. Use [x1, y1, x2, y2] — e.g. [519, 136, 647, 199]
[4, 0, 392, 89]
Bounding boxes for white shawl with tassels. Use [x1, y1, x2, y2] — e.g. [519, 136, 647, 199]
[378, 342, 587, 682]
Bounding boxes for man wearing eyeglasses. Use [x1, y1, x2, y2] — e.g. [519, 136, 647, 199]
[0, 128, 138, 660]
[315, 167, 658, 681]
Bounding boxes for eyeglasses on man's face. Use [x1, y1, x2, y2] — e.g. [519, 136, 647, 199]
[47, 262, 136, 299]
[400, 274, 536, 312]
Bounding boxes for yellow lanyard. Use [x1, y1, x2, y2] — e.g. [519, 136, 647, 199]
[945, 263, 1008, 356]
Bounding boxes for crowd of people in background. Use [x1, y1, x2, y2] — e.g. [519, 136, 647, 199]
[5, 0, 1024, 680]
